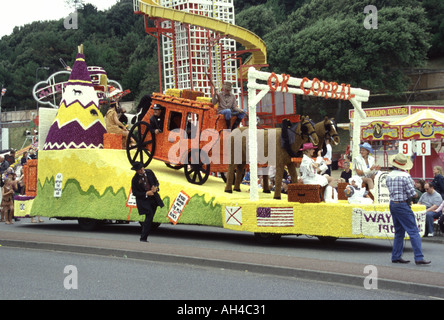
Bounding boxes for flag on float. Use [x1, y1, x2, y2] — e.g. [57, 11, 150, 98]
[225, 206, 242, 226]
[1, 88, 6, 96]
[256, 207, 294, 227]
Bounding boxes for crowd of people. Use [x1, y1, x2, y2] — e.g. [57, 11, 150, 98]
[410, 167, 444, 237]
[338, 143, 444, 237]
[0, 148, 39, 224]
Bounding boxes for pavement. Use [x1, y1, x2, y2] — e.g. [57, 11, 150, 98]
[1, 171, 443, 299]
[1, 225, 444, 299]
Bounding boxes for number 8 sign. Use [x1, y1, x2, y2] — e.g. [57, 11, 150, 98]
[416, 140, 431, 156]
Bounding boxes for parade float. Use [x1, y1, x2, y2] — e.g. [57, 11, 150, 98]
[19, 0, 426, 243]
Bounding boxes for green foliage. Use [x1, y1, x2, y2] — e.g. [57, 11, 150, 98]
[263, 0, 431, 93]
[0, 0, 156, 110]
[0, 0, 438, 111]
[236, 4, 277, 39]
[422, 0, 444, 58]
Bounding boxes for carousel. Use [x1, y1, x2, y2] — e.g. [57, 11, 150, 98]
[360, 108, 444, 179]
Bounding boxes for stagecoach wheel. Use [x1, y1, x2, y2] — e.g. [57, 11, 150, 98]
[165, 163, 184, 170]
[126, 121, 156, 167]
[184, 149, 210, 185]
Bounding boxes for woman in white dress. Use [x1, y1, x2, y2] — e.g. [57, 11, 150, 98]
[300, 143, 328, 186]
[299, 143, 338, 202]
[353, 142, 380, 191]
[299, 143, 337, 202]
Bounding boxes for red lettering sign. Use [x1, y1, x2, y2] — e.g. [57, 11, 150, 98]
[267, 74, 356, 101]
[298, 77, 355, 101]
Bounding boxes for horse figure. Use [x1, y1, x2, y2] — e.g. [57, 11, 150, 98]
[315, 116, 340, 147]
[224, 115, 319, 200]
[131, 94, 152, 125]
[314, 116, 340, 155]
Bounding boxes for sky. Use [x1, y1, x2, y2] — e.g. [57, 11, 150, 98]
[0, 0, 119, 38]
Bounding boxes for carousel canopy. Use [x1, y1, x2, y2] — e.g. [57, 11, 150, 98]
[390, 109, 444, 126]
[390, 109, 444, 140]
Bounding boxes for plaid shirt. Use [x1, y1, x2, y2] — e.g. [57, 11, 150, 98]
[386, 169, 416, 202]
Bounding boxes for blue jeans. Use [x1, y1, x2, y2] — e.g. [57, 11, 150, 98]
[219, 109, 245, 121]
[426, 211, 442, 235]
[389, 202, 424, 261]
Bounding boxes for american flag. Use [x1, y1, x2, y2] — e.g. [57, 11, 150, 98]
[256, 207, 294, 227]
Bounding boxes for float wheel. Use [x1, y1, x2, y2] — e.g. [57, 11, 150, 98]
[184, 149, 210, 185]
[165, 163, 184, 170]
[126, 121, 155, 167]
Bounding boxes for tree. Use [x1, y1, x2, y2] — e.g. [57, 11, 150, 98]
[264, 0, 431, 94]
[236, 4, 277, 39]
[422, 0, 444, 58]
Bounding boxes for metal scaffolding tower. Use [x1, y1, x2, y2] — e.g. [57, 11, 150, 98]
[159, 0, 240, 98]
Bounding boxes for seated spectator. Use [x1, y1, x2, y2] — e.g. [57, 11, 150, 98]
[413, 179, 425, 204]
[281, 179, 288, 194]
[419, 182, 443, 236]
[432, 166, 444, 199]
[0, 156, 9, 176]
[353, 142, 380, 192]
[21, 151, 28, 166]
[29, 148, 37, 159]
[5, 150, 16, 166]
[300, 143, 337, 203]
[299, 143, 334, 187]
[241, 171, 250, 185]
[340, 161, 352, 183]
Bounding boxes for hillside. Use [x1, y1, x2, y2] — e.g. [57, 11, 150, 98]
[0, 0, 442, 122]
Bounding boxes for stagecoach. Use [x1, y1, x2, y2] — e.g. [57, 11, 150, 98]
[125, 91, 338, 189]
[126, 92, 243, 185]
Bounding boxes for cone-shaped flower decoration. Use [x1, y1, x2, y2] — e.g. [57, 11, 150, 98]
[43, 45, 107, 150]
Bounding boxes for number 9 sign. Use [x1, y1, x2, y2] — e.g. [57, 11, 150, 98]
[399, 141, 412, 156]
[416, 140, 431, 156]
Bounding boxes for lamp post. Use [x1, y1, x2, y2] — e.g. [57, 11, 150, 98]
[35, 67, 50, 108]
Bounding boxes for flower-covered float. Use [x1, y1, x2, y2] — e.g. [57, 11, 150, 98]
[19, 46, 426, 243]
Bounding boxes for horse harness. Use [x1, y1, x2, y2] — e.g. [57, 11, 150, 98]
[324, 119, 339, 141]
[299, 119, 317, 141]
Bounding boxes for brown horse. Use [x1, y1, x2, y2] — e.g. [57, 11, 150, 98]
[224, 116, 319, 199]
[315, 116, 340, 152]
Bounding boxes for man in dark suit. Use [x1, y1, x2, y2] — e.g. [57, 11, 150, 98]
[149, 104, 164, 134]
[131, 162, 164, 242]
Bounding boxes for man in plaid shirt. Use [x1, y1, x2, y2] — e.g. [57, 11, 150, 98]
[386, 153, 431, 265]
